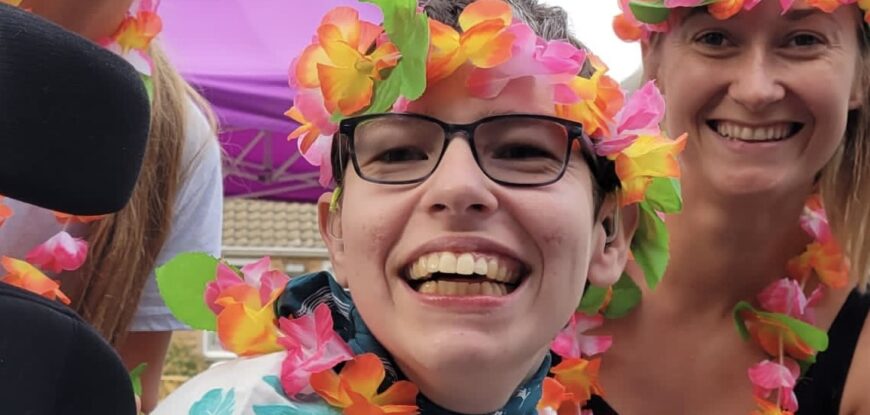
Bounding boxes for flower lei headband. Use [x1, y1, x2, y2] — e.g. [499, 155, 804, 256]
[614, 0, 870, 42]
[284, 0, 687, 317]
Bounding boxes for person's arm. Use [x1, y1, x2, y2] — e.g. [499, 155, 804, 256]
[840, 312, 870, 415]
[119, 331, 173, 413]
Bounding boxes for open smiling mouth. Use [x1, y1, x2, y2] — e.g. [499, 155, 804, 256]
[708, 120, 804, 143]
[402, 252, 529, 297]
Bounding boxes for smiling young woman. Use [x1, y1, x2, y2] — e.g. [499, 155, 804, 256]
[598, 1, 870, 414]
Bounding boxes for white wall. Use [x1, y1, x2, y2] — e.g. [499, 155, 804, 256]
[542, 1, 642, 82]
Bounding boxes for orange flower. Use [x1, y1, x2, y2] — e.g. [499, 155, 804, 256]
[737, 306, 824, 362]
[860, 0, 870, 23]
[555, 55, 624, 138]
[786, 241, 849, 289]
[53, 212, 106, 224]
[425, 0, 516, 84]
[0, 197, 12, 227]
[751, 397, 795, 415]
[310, 353, 419, 415]
[806, 0, 844, 13]
[0, 257, 70, 304]
[294, 7, 399, 116]
[614, 133, 688, 205]
[112, 7, 162, 53]
[612, 13, 644, 42]
[538, 377, 583, 415]
[709, 0, 746, 20]
[549, 357, 604, 405]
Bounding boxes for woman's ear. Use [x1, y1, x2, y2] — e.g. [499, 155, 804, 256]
[587, 196, 640, 288]
[318, 192, 347, 287]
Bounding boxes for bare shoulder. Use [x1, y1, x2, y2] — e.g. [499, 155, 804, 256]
[839, 306, 870, 415]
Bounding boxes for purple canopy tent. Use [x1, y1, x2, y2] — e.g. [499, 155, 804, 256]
[160, 0, 381, 202]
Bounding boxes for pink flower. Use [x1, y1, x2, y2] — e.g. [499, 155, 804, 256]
[25, 231, 88, 273]
[598, 81, 666, 156]
[551, 312, 613, 359]
[204, 257, 291, 315]
[799, 195, 833, 243]
[466, 23, 586, 101]
[278, 303, 354, 396]
[748, 359, 800, 412]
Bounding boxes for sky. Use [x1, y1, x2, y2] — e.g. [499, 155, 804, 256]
[541, 1, 642, 82]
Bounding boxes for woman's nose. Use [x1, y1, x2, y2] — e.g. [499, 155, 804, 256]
[419, 138, 499, 219]
[727, 49, 786, 112]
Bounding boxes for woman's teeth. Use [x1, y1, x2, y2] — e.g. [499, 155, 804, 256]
[417, 280, 509, 296]
[408, 252, 519, 283]
[714, 121, 797, 142]
[406, 251, 521, 297]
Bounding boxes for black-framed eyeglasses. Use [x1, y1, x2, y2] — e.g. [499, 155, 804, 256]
[331, 113, 614, 188]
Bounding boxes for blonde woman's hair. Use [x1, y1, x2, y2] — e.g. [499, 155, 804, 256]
[820, 25, 870, 292]
[71, 43, 217, 345]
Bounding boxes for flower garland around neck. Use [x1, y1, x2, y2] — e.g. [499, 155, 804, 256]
[0, 0, 161, 303]
[156, 0, 685, 413]
[730, 194, 849, 415]
[612, 0, 870, 42]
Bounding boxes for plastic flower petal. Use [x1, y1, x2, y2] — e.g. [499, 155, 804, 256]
[598, 81, 667, 156]
[798, 194, 833, 243]
[555, 55, 624, 138]
[204, 257, 290, 356]
[291, 7, 399, 116]
[310, 353, 419, 415]
[53, 212, 106, 224]
[786, 241, 849, 289]
[0, 197, 12, 227]
[457, 0, 516, 69]
[466, 23, 586, 100]
[426, 20, 466, 84]
[0, 256, 70, 304]
[549, 357, 604, 405]
[286, 89, 338, 157]
[551, 312, 613, 359]
[734, 302, 828, 362]
[216, 300, 282, 356]
[278, 303, 354, 396]
[538, 377, 583, 415]
[614, 133, 688, 205]
[752, 397, 795, 415]
[25, 231, 88, 273]
[757, 278, 810, 322]
[748, 359, 799, 412]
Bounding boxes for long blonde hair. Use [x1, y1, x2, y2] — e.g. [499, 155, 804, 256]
[820, 25, 870, 292]
[72, 44, 217, 345]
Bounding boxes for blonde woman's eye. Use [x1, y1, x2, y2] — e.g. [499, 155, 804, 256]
[695, 31, 730, 47]
[787, 33, 825, 47]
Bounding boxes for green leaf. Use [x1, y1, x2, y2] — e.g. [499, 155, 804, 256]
[627, 1, 671, 24]
[771, 313, 829, 352]
[631, 200, 670, 290]
[603, 273, 642, 319]
[628, 0, 719, 24]
[732, 301, 829, 354]
[362, 0, 429, 113]
[578, 284, 608, 314]
[129, 363, 147, 397]
[141, 75, 154, 102]
[156, 252, 221, 330]
[732, 301, 753, 340]
[644, 177, 682, 213]
[190, 388, 236, 415]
